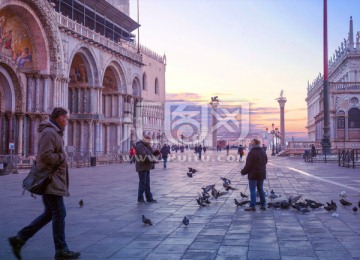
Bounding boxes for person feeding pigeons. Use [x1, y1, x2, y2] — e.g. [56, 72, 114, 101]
[240, 138, 268, 211]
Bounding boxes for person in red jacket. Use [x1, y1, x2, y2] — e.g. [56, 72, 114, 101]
[129, 146, 136, 164]
[241, 138, 268, 211]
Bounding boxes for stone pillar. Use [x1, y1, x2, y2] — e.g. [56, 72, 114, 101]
[0, 112, 3, 153]
[345, 116, 349, 140]
[34, 75, 41, 112]
[277, 97, 287, 147]
[27, 75, 34, 112]
[105, 123, 110, 154]
[79, 121, 84, 154]
[87, 120, 94, 155]
[72, 120, 77, 149]
[28, 114, 36, 155]
[116, 123, 120, 148]
[16, 113, 24, 155]
[42, 75, 49, 113]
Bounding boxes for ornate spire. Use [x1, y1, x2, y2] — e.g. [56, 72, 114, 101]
[348, 16, 354, 51]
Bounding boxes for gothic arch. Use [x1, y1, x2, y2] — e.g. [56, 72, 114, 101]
[0, 0, 64, 74]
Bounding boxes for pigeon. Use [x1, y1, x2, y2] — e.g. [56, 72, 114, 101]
[79, 199, 84, 208]
[182, 216, 189, 226]
[187, 172, 193, 178]
[324, 201, 337, 211]
[339, 198, 352, 206]
[211, 187, 218, 197]
[196, 198, 206, 207]
[299, 207, 310, 214]
[215, 191, 228, 199]
[234, 199, 250, 206]
[339, 191, 347, 198]
[288, 195, 302, 205]
[240, 192, 248, 198]
[142, 215, 153, 225]
[188, 167, 197, 173]
[352, 207, 358, 213]
[331, 212, 339, 218]
[220, 177, 231, 185]
[202, 184, 215, 194]
[234, 198, 242, 206]
[358, 200, 360, 208]
[224, 185, 238, 191]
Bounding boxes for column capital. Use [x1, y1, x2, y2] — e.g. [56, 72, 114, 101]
[15, 112, 25, 119]
[5, 111, 14, 120]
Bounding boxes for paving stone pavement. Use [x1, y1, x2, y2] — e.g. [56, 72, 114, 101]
[1, 150, 360, 260]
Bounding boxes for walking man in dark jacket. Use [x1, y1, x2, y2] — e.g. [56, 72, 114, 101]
[241, 138, 268, 211]
[160, 143, 171, 169]
[9, 107, 80, 260]
[135, 135, 160, 203]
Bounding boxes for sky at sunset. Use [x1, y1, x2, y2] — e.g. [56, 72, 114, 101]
[129, 0, 360, 140]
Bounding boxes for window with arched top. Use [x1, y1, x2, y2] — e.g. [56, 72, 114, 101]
[155, 78, 159, 94]
[337, 111, 345, 129]
[142, 73, 147, 90]
[348, 107, 360, 128]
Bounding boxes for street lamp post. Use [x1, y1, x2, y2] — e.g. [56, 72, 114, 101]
[209, 96, 219, 149]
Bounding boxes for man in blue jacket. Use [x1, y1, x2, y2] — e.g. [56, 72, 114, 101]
[241, 138, 268, 211]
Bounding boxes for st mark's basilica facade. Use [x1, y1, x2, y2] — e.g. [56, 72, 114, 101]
[0, 0, 166, 157]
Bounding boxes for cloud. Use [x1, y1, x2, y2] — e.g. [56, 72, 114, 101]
[166, 92, 203, 101]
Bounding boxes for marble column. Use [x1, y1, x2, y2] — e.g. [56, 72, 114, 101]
[28, 114, 36, 155]
[79, 121, 84, 154]
[277, 98, 287, 147]
[87, 120, 94, 155]
[34, 75, 41, 112]
[106, 123, 110, 154]
[16, 113, 24, 155]
[42, 75, 49, 113]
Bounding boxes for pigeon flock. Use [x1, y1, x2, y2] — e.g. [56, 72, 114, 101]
[79, 166, 360, 227]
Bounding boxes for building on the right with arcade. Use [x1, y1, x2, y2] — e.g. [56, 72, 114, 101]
[306, 17, 360, 149]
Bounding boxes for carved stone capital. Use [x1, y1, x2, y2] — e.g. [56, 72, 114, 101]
[16, 112, 25, 119]
[5, 111, 14, 120]
[28, 114, 37, 121]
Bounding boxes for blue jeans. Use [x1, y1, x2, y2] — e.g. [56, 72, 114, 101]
[138, 170, 153, 201]
[248, 179, 266, 207]
[18, 194, 68, 252]
[163, 156, 168, 168]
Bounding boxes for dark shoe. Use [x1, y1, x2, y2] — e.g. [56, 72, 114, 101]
[260, 205, 266, 210]
[244, 207, 256, 211]
[8, 236, 24, 260]
[138, 199, 145, 203]
[55, 249, 81, 259]
[147, 199, 157, 203]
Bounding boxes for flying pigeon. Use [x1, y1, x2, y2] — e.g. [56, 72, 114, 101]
[339, 198, 352, 206]
[234, 199, 250, 207]
[352, 207, 358, 213]
[220, 177, 231, 185]
[224, 185, 238, 191]
[182, 216, 189, 226]
[240, 192, 249, 198]
[202, 184, 215, 194]
[142, 215, 153, 225]
[79, 199, 84, 208]
[215, 191, 228, 199]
